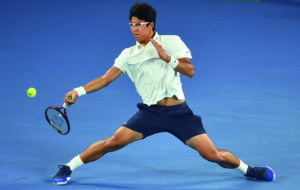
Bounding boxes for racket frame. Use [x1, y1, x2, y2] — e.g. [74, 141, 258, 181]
[45, 106, 70, 135]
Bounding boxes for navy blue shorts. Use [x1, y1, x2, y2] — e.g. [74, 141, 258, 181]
[123, 102, 206, 144]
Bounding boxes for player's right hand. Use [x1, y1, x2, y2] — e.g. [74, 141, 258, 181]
[64, 90, 78, 107]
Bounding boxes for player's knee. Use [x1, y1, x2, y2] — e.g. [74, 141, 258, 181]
[202, 150, 224, 163]
[103, 136, 126, 152]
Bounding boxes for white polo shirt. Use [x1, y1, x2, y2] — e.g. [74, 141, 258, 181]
[113, 32, 192, 106]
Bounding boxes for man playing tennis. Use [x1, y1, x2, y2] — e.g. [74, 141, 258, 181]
[53, 2, 275, 185]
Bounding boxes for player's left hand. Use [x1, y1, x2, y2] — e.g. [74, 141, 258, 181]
[151, 39, 171, 63]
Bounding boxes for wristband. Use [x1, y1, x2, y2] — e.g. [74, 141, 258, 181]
[74, 86, 86, 97]
[168, 57, 179, 69]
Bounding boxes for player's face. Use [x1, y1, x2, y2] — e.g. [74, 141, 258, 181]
[130, 16, 154, 45]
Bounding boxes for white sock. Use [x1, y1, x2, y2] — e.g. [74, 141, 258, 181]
[236, 160, 248, 175]
[66, 155, 84, 171]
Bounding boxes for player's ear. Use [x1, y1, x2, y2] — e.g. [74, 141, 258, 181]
[148, 22, 154, 30]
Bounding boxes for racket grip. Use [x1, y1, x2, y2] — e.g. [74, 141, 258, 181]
[63, 103, 68, 108]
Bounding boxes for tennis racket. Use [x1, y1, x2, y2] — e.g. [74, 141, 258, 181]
[45, 96, 72, 135]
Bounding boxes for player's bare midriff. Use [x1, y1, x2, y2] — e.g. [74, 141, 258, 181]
[157, 96, 185, 106]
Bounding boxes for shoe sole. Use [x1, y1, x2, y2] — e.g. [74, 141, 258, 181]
[53, 177, 71, 185]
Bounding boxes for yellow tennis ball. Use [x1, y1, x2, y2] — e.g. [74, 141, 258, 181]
[27, 87, 37, 98]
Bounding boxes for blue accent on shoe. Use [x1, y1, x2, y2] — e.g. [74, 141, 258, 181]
[263, 166, 276, 181]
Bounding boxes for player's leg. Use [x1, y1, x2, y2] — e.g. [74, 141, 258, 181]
[53, 126, 143, 185]
[80, 126, 143, 163]
[185, 134, 240, 168]
[185, 134, 275, 181]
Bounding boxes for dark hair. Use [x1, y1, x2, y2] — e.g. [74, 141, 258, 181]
[129, 2, 156, 31]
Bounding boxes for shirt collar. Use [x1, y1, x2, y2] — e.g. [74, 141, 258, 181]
[136, 32, 159, 47]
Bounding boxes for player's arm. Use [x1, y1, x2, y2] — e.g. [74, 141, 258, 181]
[173, 58, 194, 78]
[64, 66, 123, 106]
[83, 66, 123, 93]
[150, 39, 195, 78]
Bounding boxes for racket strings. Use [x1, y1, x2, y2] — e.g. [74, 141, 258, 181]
[45, 107, 70, 135]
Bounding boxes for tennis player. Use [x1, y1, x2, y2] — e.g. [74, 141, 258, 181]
[53, 2, 275, 185]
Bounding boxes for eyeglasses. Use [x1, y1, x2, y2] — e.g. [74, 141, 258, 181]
[129, 22, 149, 28]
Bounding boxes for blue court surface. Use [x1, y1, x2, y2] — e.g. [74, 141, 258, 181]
[1, 0, 300, 189]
